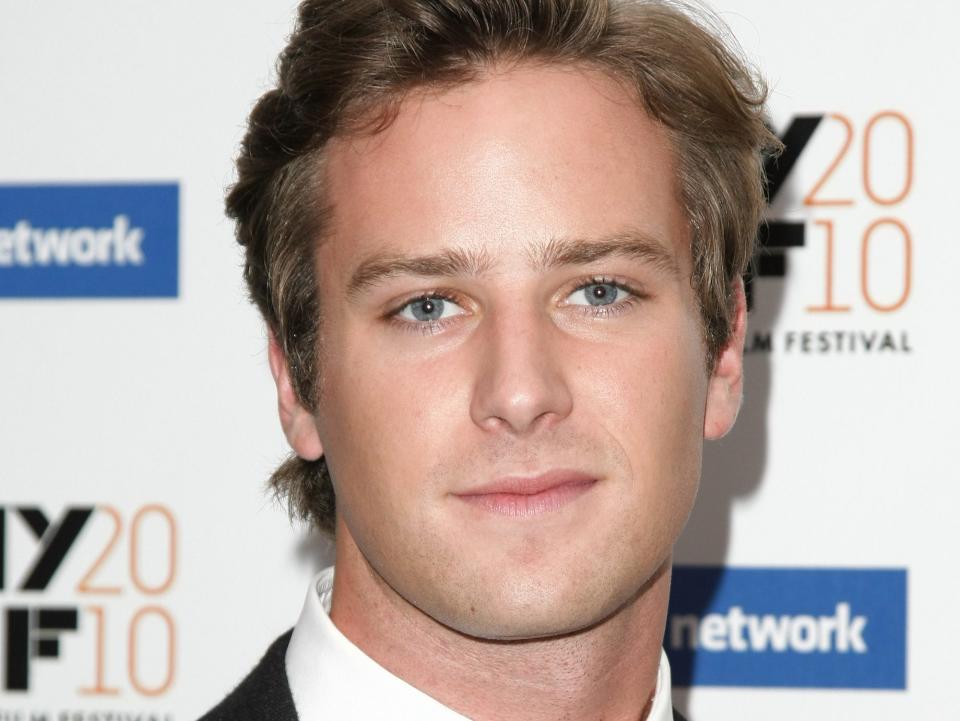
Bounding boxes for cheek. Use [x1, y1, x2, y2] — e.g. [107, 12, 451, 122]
[316, 334, 468, 498]
[589, 330, 706, 557]
[578, 313, 708, 483]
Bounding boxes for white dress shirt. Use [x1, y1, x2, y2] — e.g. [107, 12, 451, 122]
[286, 567, 675, 721]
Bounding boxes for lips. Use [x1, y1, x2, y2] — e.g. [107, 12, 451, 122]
[454, 469, 597, 517]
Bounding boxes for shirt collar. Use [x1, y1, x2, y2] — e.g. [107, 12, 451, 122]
[286, 567, 675, 721]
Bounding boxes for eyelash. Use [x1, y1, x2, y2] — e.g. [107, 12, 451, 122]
[566, 275, 645, 319]
[385, 290, 466, 336]
[384, 275, 645, 334]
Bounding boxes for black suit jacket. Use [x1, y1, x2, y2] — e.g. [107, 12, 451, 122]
[199, 630, 689, 721]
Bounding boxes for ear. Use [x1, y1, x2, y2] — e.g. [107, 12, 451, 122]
[267, 330, 324, 461]
[703, 278, 747, 440]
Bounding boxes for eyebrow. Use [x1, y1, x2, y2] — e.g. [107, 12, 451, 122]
[345, 229, 678, 297]
[347, 246, 495, 297]
[527, 232, 679, 276]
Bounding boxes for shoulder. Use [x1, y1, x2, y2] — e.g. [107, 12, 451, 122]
[197, 629, 298, 721]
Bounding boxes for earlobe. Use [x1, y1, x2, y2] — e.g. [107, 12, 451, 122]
[703, 279, 747, 440]
[268, 330, 324, 461]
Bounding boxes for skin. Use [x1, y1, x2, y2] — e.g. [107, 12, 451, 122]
[268, 64, 746, 721]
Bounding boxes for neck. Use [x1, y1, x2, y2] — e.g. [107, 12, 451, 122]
[330, 526, 671, 721]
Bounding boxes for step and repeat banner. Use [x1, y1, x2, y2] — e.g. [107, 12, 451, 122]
[1, 1, 956, 719]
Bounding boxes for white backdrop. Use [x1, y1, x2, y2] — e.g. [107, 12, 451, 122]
[1, 1, 957, 719]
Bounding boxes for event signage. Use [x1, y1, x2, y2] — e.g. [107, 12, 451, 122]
[747, 110, 915, 355]
[0, 503, 178, 700]
[667, 566, 908, 689]
[0, 183, 179, 298]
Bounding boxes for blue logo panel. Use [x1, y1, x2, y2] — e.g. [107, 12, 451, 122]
[0, 183, 179, 298]
[667, 566, 907, 689]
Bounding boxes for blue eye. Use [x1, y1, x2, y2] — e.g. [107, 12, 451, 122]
[397, 295, 465, 322]
[567, 282, 629, 307]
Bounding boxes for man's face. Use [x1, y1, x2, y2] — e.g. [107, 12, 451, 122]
[295, 65, 740, 639]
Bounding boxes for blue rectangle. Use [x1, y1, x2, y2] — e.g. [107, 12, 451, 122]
[666, 566, 907, 689]
[0, 183, 179, 298]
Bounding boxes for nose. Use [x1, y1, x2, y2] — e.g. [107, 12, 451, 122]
[469, 306, 574, 435]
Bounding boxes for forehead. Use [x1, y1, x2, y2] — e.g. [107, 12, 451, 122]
[321, 63, 687, 271]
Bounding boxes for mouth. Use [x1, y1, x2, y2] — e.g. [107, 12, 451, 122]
[454, 469, 597, 517]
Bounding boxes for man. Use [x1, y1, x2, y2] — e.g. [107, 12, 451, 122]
[202, 0, 778, 719]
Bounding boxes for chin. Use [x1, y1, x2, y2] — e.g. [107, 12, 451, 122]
[429, 568, 642, 642]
